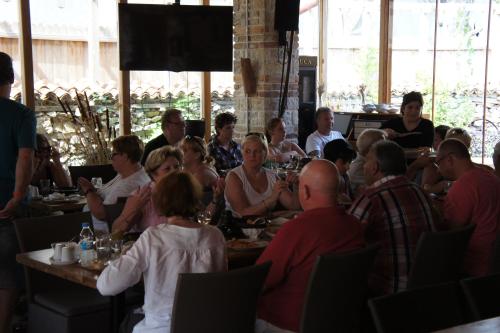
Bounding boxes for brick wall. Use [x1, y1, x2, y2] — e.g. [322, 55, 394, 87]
[233, 0, 299, 141]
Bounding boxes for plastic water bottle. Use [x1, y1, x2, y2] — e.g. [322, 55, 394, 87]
[79, 223, 96, 266]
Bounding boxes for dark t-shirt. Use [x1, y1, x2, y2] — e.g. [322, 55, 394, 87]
[380, 117, 434, 148]
[141, 134, 169, 165]
[0, 97, 37, 208]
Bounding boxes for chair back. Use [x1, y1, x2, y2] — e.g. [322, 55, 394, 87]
[491, 233, 500, 274]
[13, 212, 92, 300]
[170, 261, 271, 333]
[300, 244, 379, 333]
[368, 282, 466, 333]
[68, 164, 116, 185]
[460, 273, 500, 320]
[103, 201, 126, 231]
[407, 224, 475, 289]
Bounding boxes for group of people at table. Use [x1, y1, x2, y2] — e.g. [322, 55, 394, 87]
[1, 47, 499, 333]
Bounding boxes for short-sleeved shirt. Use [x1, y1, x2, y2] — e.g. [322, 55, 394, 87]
[349, 175, 435, 294]
[380, 117, 434, 148]
[444, 167, 500, 276]
[305, 130, 344, 157]
[207, 135, 243, 173]
[256, 206, 364, 332]
[141, 134, 169, 165]
[0, 97, 37, 208]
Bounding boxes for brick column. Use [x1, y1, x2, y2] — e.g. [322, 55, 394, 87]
[233, 0, 299, 141]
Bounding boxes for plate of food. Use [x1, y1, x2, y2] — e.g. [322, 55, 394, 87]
[226, 239, 269, 251]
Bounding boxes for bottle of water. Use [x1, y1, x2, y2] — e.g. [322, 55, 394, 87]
[79, 223, 96, 266]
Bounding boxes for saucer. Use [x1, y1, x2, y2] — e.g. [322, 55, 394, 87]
[49, 256, 78, 266]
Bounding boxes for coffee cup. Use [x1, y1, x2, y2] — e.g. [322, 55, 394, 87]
[51, 243, 64, 261]
[61, 245, 75, 262]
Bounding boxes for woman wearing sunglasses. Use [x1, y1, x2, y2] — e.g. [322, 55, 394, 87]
[31, 133, 71, 189]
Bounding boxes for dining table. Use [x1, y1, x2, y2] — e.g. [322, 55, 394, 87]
[28, 196, 87, 215]
[16, 244, 267, 333]
[432, 316, 500, 333]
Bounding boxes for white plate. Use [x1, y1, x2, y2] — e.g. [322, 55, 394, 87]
[49, 256, 78, 266]
[270, 217, 289, 226]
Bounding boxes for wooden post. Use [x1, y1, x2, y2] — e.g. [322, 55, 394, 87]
[18, 0, 35, 110]
[378, 0, 393, 104]
[117, 0, 131, 135]
[318, 0, 327, 107]
[201, 0, 211, 142]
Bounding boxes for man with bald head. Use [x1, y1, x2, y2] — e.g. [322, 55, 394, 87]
[255, 160, 364, 333]
[437, 138, 500, 276]
[349, 140, 435, 295]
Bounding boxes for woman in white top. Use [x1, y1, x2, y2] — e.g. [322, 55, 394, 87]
[266, 118, 306, 163]
[79, 135, 151, 232]
[225, 133, 300, 218]
[97, 171, 226, 333]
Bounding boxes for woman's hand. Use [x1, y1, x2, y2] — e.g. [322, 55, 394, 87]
[383, 128, 399, 139]
[212, 177, 226, 201]
[285, 171, 299, 185]
[122, 186, 151, 217]
[271, 180, 289, 200]
[78, 177, 95, 194]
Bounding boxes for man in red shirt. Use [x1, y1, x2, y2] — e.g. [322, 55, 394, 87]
[255, 160, 364, 333]
[437, 138, 500, 276]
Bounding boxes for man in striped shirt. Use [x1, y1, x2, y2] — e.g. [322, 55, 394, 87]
[349, 140, 436, 295]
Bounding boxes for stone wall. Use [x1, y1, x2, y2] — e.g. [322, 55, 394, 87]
[233, 0, 299, 141]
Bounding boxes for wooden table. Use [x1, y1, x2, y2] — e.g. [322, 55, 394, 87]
[17, 246, 264, 332]
[28, 197, 87, 215]
[432, 317, 500, 333]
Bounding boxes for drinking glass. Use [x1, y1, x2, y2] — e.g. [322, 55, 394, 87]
[110, 239, 123, 260]
[198, 211, 212, 225]
[91, 177, 103, 189]
[39, 179, 51, 196]
[95, 235, 111, 262]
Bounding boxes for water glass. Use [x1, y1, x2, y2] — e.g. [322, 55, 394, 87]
[198, 211, 212, 225]
[95, 235, 111, 262]
[91, 177, 103, 189]
[110, 239, 123, 260]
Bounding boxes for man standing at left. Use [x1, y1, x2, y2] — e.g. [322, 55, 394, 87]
[0, 52, 36, 332]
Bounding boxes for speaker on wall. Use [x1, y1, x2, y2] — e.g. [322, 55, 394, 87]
[240, 58, 256, 96]
[274, 0, 300, 32]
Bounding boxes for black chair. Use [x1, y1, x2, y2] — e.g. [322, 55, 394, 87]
[368, 282, 466, 333]
[69, 164, 116, 186]
[491, 233, 500, 274]
[103, 201, 126, 231]
[407, 224, 476, 289]
[13, 212, 111, 333]
[461, 273, 500, 320]
[299, 244, 379, 333]
[170, 262, 271, 333]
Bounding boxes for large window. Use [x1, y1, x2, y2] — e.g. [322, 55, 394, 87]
[0, 0, 20, 95]
[326, 0, 380, 111]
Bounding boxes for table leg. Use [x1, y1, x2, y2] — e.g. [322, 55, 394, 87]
[111, 292, 125, 333]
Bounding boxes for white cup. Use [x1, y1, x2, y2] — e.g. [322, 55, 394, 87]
[52, 243, 64, 261]
[61, 245, 75, 262]
[91, 177, 103, 189]
[242, 228, 261, 240]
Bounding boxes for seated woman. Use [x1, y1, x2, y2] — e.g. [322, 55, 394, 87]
[266, 117, 306, 163]
[225, 133, 300, 218]
[79, 135, 151, 232]
[31, 133, 71, 188]
[97, 171, 226, 333]
[347, 129, 386, 197]
[381, 91, 434, 149]
[111, 146, 182, 234]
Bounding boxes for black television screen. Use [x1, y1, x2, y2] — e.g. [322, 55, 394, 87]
[118, 4, 233, 72]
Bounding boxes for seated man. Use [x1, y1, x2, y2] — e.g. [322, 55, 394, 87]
[349, 140, 436, 295]
[437, 138, 500, 276]
[255, 160, 364, 333]
[305, 107, 344, 158]
[141, 109, 185, 165]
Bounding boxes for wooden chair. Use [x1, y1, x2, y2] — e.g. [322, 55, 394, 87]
[461, 273, 500, 320]
[300, 244, 379, 333]
[369, 282, 466, 333]
[68, 164, 116, 186]
[407, 224, 475, 289]
[170, 262, 271, 333]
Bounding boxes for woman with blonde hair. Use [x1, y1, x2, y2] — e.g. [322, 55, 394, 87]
[112, 146, 182, 233]
[266, 118, 306, 163]
[225, 133, 300, 217]
[98, 171, 226, 333]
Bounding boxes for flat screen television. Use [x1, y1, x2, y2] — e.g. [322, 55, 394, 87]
[118, 4, 233, 72]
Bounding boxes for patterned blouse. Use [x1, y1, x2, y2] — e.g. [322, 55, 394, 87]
[207, 135, 243, 174]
